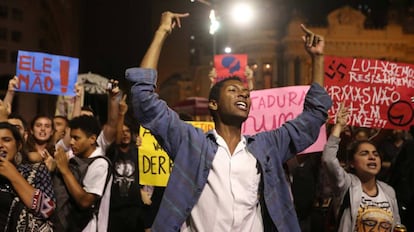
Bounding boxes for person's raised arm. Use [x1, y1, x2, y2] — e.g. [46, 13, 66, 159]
[0, 100, 10, 122]
[301, 24, 325, 86]
[71, 82, 83, 119]
[102, 80, 121, 145]
[115, 94, 127, 144]
[140, 11, 189, 69]
[3, 76, 18, 111]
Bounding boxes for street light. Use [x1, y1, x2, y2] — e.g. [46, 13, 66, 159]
[209, 9, 219, 35]
[230, 2, 254, 26]
[191, 0, 255, 55]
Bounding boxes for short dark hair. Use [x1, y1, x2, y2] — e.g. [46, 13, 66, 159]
[69, 115, 101, 137]
[208, 76, 242, 102]
[208, 76, 243, 119]
[8, 113, 28, 131]
[53, 115, 69, 126]
[81, 105, 95, 115]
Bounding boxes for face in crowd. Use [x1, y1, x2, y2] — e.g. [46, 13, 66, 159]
[53, 116, 68, 141]
[349, 141, 381, 180]
[0, 122, 23, 163]
[31, 116, 54, 143]
[209, 78, 251, 124]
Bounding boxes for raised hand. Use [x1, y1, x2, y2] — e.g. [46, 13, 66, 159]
[54, 146, 69, 175]
[301, 24, 324, 56]
[245, 66, 254, 90]
[159, 11, 190, 34]
[8, 76, 18, 92]
[208, 68, 217, 88]
[335, 103, 350, 130]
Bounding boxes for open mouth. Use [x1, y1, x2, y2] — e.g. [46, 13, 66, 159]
[236, 101, 248, 110]
[0, 151, 7, 158]
[367, 163, 377, 169]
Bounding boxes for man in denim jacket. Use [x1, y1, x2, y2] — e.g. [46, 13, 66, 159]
[126, 12, 332, 232]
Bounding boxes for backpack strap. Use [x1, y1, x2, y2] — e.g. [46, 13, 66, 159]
[84, 156, 112, 230]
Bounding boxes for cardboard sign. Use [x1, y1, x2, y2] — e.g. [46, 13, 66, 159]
[138, 121, 214, 186]
[242, 86, 326, 154]
[15, 50, 79, 96]
[214, 54, 247, 84]
[325, 56, 414, 130]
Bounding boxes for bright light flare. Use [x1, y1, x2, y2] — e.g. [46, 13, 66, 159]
[224, 47, 232, 53]
[209, 9, 220, 35]
[230, 3, 254, 25]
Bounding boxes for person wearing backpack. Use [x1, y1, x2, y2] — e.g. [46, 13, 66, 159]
[322, 104, 400, 231]
[53, 115, 113, 232]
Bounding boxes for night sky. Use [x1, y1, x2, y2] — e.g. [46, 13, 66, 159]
[78, 0, 412, 85]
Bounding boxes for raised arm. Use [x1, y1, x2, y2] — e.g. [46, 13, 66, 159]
[140, 11, 189, 69]
[102, 79, 121, 145]
[322, 103, 351, 191]
[115, 94, 127, 144]
[3, 76, 18, 108]
[331, 103, 350, 138]
[71, 82, 84, 119]
[301, 24, 325, 86]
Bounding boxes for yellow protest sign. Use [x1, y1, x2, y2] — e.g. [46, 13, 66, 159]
[138, 121, 214, 186]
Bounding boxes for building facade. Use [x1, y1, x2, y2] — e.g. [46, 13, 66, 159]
[164, 4, 414, 119]
[0, 0, 80, 122]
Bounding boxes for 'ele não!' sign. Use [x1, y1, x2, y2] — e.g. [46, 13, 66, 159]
[15, 50, 78, 96]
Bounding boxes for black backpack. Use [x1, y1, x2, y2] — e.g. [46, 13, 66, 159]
[52, 156, 112, 232]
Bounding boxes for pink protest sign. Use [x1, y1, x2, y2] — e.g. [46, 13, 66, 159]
[214, 54, 247, 84]
[242, 86, 327, 154]
[324, 56, 414, 130]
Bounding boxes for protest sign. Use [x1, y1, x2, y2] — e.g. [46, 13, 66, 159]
[324, 56, 414, 130]
[138, 121, 214, 186]
[242, 86, 326, 154]
[15, 50, 79, 96]
[214, 54, 247, 84]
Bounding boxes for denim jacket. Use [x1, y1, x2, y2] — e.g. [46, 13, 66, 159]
[126, 68, 332, 232]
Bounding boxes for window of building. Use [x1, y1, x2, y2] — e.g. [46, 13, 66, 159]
[0, 5, 8, 19]
[0, 28, 7, 40]
[0, 49, 6, 62]
[11, 30, 22, 42]
[39, 18, 49, 31]
[10, 50, 17, 63]
[11, 8, 23, 21]
[38, 38, 48, 50]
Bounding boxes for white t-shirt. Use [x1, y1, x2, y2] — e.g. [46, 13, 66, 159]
[82, 147, 113, 232]
[354, 186, 393, 232]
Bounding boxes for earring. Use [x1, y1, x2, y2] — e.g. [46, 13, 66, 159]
[14, 152, 22, 165]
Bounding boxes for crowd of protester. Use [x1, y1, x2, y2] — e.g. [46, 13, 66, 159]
[0, 10, 412, 232]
